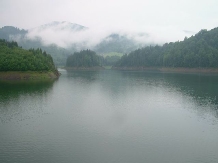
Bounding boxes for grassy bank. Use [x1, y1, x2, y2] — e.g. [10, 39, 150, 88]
[0, 71, 60, 81]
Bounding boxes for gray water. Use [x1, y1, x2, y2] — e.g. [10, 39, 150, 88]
[0, 69, 218, 163]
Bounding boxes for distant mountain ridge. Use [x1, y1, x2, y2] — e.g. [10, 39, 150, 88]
[0, 21, 149, 66]
[94, 33, 141, 54]
[31, 21, 87, 31]
[0, 26, 27, 40]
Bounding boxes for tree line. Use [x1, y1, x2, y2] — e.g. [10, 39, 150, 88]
[115, 27, 218, 68]
[66, 50, 101, 67]
[0, 39, 56, 71]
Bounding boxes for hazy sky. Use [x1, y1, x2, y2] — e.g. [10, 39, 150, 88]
[1, 0, 218, 30]
[1, 0, 218, 46]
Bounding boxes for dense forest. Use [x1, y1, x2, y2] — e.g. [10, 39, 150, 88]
[66, 50, 102, 67]
[0, 39, 56, 71]
[115, 27, 218, 68]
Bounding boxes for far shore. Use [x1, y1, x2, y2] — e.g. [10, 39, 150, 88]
[65, 66, 105, 71]
[0, 71, 60, 81]
[112, 67, 218, 74]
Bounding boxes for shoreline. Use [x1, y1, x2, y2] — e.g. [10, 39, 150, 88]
[65, 66, 105, 71]
[112, 67, 218, 74]
[160, 67, 218, 74]
[0, 71, 60, 81]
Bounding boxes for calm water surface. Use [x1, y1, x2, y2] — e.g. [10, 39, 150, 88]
[0, 70, 218, 163]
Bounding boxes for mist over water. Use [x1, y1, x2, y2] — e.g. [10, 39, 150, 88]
[0, 70, 218, 163]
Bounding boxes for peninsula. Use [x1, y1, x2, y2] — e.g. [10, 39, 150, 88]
[0, 39, 60, 80]
[65, 49, 104, 70]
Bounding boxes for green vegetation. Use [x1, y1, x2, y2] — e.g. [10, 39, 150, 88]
[19, 39, 69, 66]
[0, 26, 68, 66]
[115, 27, 218, 68]
[97, 52, 123, 67]
[0, 39, 56, 71]
[103, 52, 123, 57]
[66, 50, 102, 68]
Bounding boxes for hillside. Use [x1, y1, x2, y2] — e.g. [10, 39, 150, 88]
[66, 50, 103, 69]
[0, 39, 59, 80]
[0, 26, 27, 40]
[115, 27, 218, 69]
[94, 34, 143, 54]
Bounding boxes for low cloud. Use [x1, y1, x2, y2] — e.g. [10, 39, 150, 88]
[23, 22, 195, 50]
[26, 23, 115, 49]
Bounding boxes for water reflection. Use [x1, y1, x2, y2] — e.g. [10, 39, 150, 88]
[66, 70, 218, 119]
[63, 70, 218, 163]
[1, 70, 218, 163]
[160, 73, 218, 118]
[0, 81, 54, 100]
[160, 73, 218, 102]
[66, 70, 100, 81]
[0, 81, 55, 123]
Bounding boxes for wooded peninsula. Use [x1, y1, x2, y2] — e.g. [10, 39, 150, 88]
[66, 50, 104, 70]
[0, 39, 59, 80]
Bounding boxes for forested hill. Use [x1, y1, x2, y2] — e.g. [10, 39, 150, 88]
[115, 27, 218, 68]
[0, 26, 27, 40]
[0, 39, 56, 71]
[66, 50, 102, 68]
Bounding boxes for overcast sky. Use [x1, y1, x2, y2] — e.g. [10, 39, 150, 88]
[1, 0, 218, 45]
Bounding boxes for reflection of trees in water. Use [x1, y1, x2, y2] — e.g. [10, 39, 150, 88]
[119, 71, 218, 105]
[67, 70, 218, 107]
[161, 73, 218, 118]
[60, 70, 218, 119]
[161, 73, 218, 104]
[0, 81, 55, 101]
[66, 70, 99, 83]
[0, 81, 55, 123]
[100, 71, 218, 118]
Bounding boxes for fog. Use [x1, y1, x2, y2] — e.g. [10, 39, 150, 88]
[23, 22, 194, 49]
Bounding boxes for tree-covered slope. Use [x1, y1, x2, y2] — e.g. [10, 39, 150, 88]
[66, 50, 102, 68]
[0, 39, 56, 71]
[0, 26, 69, 66]
[0, 26, 27, 40]
[115, 27, 218, 68]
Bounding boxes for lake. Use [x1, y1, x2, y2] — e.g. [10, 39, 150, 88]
[0, 69, 218, 163]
